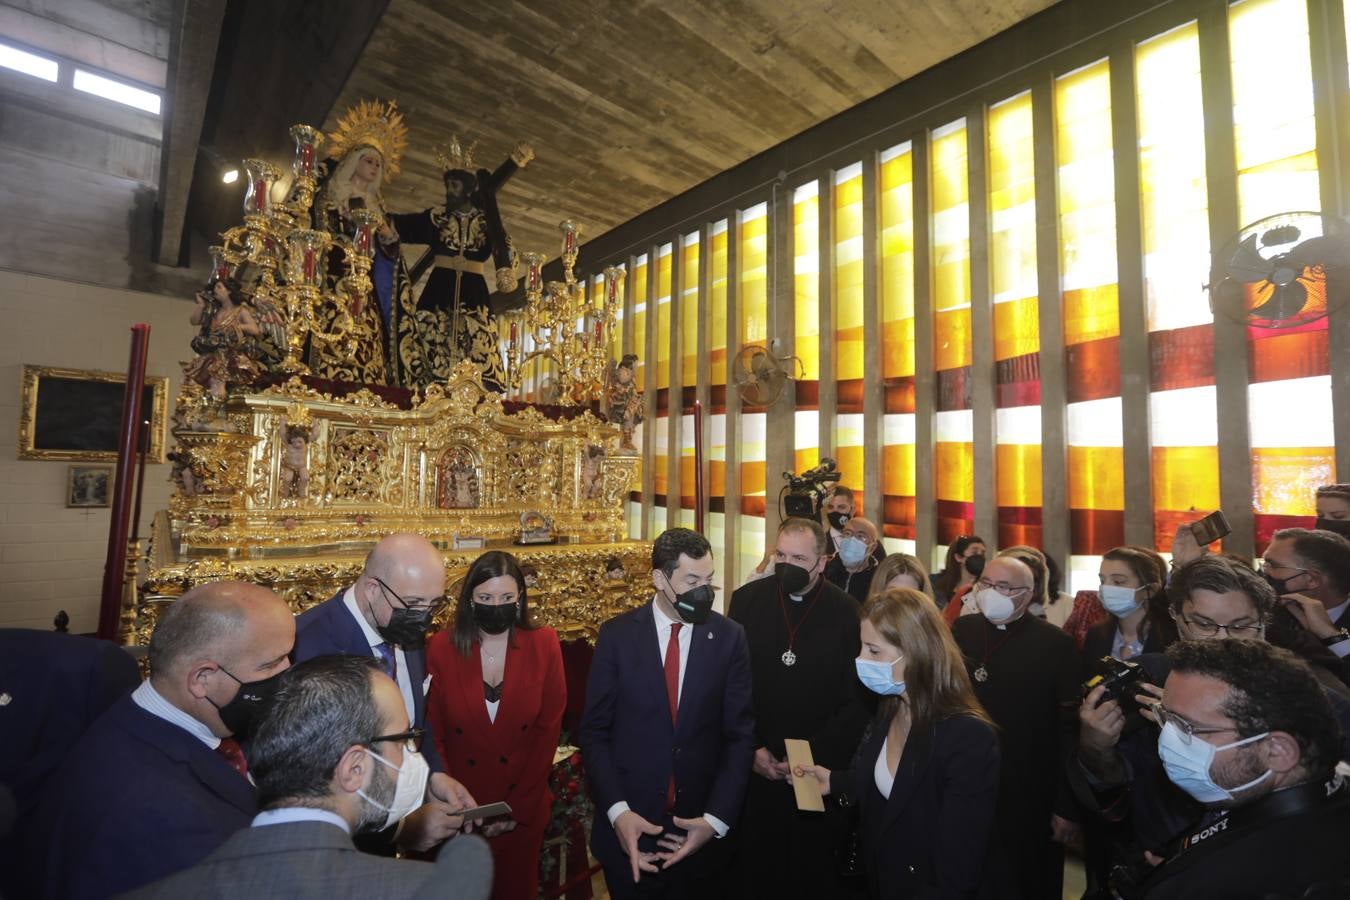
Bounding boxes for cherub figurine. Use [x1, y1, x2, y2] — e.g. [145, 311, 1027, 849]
[278, 423, 315, 500]
[582, 443, 605, 500]
[606, 353, 644, 450]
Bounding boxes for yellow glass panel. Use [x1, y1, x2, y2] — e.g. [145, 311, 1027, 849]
[992, 296, 1040, 361]
[1152, 446, 1220, 511]
[656, 246, 672, 391]
[1137, 22, 1211, 332]
[1063, 285, 1120, 345]
[881, 146, 916, 380]
[710, 223, 729, 385]
[988, 92, 1038, 329]
[795, 409, 819, 474]
[935, 442, 974, 503]
[793, 185, 820, 381]
[996, 444, 1043, 508]
[835, 442, 864, 494]
[835, 169, 865, 381]
[1067, 445, 1125, 509]
[931, 121, 970, 317]
[1251, 448, 1331, 516]
[740, 207, 768, 349]
[1229, 0, 1320, 223]
[1056, 60, 1118, 312]
[682, 236, 699, 387]
[632, 257, 648, 383]
[934, 307, 972, 371]
[606, 270, 626, 361]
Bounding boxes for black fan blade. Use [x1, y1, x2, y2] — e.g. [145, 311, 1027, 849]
[1228, 234, 1274, 284]
[1248, 280, 1309, 321]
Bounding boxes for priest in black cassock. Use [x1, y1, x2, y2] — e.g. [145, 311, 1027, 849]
[727, 517, 867, 898]
[951, 551, 1081, 900]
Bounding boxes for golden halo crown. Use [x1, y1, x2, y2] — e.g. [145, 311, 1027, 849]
[326, 99, 409, 180]
[435, 135, 478, 173]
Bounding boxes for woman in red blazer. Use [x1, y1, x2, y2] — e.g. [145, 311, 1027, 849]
[426, 550, 565, 900]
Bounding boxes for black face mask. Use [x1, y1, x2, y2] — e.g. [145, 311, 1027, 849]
[1262, 571, 1298, 597]
[473, 601, 517, 636]
[669, 584, 715, 625]
[964, 554, 986, 578]
[776, 562, 812, 595]
[827, 512, 850, 531]
[210, 665, 283, 739]
[1315, 517, 1350, 539]
[377, 606, 433, 650]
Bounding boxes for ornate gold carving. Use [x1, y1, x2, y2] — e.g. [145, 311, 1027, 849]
[328, 428, 388, 503]
[18, 364, 169, 462]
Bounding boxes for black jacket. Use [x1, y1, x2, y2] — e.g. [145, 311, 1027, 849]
[829, 712, 1001, 899]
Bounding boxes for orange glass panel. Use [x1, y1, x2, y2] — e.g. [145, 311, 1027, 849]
[1251, 447, 1331, 516]
[934, 307, 972, 371]
[1152, 445, 1221, 549]
[935, 442, 974, 503]
[835, 166, 865, 382]
[793, 184, 820, 381]
[883, 442, 916, 496]
[631, 256, 648, 384]
[993, 296, 1040, 362]
[710, 222, 729, 386]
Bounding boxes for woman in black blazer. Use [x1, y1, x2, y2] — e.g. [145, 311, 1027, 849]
[796, 588, 1001, 899]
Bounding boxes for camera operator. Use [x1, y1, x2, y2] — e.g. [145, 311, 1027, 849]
[1071, 557, 1350, 888]
[1139, 640, 1350, 899]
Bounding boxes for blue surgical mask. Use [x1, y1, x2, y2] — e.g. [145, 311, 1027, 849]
[838, 536, 868, 568]
[1099, 584, 1144, 617]
[855, 656, 906, 696]
[1157, 721, 1271, 804]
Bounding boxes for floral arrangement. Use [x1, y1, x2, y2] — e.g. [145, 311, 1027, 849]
[538, 742, 595, 898]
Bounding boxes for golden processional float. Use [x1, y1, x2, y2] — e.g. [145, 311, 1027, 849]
[129, 104, 649, 646]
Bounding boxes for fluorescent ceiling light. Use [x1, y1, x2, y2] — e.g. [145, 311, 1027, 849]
[0, 42, 58, 82]
[72, 68, 160, 114]
[222, 169, 239, 184]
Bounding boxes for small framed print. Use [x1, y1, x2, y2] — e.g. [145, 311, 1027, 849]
[67, 465, 112, 508]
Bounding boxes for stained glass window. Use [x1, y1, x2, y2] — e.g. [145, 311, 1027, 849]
[710, 219, 730, 552]
[931, 119, 974, 546]
[880, 142, 917, 553]
[793, 181, 820, 475]
[739, 203, 769, 582]
[834, 162, 865, 496]
[653, 243, 673, 522]
[680, 232, 700, 526]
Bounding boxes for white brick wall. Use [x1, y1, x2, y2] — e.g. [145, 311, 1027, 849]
[0, 268, 195, 632]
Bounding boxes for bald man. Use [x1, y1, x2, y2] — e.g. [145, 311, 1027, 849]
[293, 533, 475, 853]
[34, 581, 295, 899]
[823, 515, 882, 603]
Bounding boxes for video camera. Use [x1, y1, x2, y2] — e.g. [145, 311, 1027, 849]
[781, 458, 842, 519]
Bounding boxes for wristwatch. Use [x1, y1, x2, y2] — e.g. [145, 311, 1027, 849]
[1321, 627, 1350, 646]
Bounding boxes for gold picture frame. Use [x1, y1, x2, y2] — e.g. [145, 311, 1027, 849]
[19, 365, 169, 463]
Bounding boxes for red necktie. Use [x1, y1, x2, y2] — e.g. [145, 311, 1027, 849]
[664, 622, 682, 810]
[216, 737, 249, 779]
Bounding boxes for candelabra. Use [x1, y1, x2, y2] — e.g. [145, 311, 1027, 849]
[212, 124, 376, 375]
[504, 221, 624, 406]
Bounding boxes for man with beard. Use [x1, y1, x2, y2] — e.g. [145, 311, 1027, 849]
[727, 517, 867, 896]
[126, 655, 494, 899]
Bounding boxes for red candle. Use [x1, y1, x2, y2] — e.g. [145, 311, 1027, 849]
[299, 143, 314, 174]
[252, 180, 267, 212]
[303, 248, 317, 282]
[563, 229, 576, 254]
[594, 319, 604, 342]
[354, 224, 372, 255]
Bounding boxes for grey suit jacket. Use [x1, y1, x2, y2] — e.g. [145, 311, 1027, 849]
[120, 820, 492, 900]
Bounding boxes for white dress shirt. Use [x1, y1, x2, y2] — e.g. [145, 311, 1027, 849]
[252, 807, 351, 834]
[131, 679, 220, 750]
[606, 597, 729, 838]
[342, 586, 415, 722]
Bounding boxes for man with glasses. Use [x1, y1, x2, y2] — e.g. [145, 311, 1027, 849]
[127, 655, 494, 899]
[1260, 527, 1350, 675]
[823, 515, 882, 603]
[1138, 640, 1350, 899]
[951, 552, 1082, 900]
[294, 533, 476, 853]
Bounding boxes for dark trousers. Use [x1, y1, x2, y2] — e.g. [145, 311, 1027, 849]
[728, 776, 852, 899]
[601, 833, 731, 900]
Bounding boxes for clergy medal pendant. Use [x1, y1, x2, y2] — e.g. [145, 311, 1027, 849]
[973, 665, 989, 683]
[781, 649, 797, 667]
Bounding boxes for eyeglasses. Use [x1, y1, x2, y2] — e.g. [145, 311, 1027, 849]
[975, 577, 1029, 597]
[367, 726, 425, 754]
[1259, 560, 1310, 577]
[1172, 610, 1263, 638]
[1147, 702, 1236, 745]
[373, 577, 447, 614]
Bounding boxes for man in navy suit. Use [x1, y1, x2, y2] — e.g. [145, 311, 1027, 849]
[34, 580, 295, 899]
[581, 527, 755, 899]
[293, 532, 475, 853]
[0, 629, 140, 899]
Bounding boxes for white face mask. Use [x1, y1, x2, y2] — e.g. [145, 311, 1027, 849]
[357, 745, 430, 831]
[974, 587, 1016, 624]
[1157, 721, 1271, 804]
[1099, 583, 1144, 617]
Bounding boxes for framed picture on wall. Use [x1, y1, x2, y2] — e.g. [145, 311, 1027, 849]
[18, 365, 168, 463]
[67, 465, 112, 508]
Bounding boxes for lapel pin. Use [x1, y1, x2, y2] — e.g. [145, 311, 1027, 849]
[0, 692, 11, 706]
[706, 633, 713, 639]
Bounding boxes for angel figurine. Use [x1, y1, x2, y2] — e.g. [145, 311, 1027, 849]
[184, 277, 264, 401]
[278, 422, 316, 500]
[606, 354, 644, 451]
